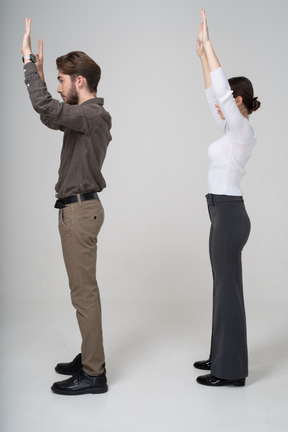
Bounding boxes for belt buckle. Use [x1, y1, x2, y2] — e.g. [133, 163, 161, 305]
[54, 200, 66, 209]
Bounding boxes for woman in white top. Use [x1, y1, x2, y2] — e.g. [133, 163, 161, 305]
[194, 10, 260, 387]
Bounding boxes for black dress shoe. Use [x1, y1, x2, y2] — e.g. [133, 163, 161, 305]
[193, 359, 211, 370]
[51, 369, 108, 395]
[196, 373, 245, 387]
[55, 353, 82, 375]
[55, 353, 106, 376]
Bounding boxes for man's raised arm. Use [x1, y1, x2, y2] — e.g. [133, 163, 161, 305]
[21, 18, 44, 82]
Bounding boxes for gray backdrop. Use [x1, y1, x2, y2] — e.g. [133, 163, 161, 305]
[1, 0, 287, 348]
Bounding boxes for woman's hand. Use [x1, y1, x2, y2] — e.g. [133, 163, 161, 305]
[196, 9, 220, 88]
[199, 9, 210, 45]
[196, 9, 209, 58]
[198, 9, 221, 73]
[196, 23, 205, 58]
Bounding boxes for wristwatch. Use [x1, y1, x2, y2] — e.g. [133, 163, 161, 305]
[22, 53, 37, 63]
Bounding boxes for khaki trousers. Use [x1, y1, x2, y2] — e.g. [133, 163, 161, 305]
[58, 197, 105, 376]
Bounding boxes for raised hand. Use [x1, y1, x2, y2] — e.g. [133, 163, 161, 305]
[36, 38, 45, 81]
[200, 9, 210, 45]
[22, 19, 45, 81]
[22, 18, 32, 56]
[196, 23, 204, 58]
[197, 9, 220, 73]
[196, 10, 209, 58]
[196, 9, 220, 89]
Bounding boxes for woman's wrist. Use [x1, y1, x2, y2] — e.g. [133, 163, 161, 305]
[203, 40, 212, 51]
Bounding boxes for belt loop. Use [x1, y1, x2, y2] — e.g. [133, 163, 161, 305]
[77, 194, 82, 207]
[206, 193, 214, 206]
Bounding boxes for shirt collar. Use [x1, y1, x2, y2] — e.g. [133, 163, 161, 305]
[81, 97, 104, 106]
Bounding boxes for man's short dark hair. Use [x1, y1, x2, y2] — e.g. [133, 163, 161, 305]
[56, 51, 101, 93]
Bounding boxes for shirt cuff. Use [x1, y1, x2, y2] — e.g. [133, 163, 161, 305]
[23, 61, 38, 80]
[205, 86, 216, 103]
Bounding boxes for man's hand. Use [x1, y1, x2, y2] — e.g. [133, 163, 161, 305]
[22, 18, 45, 81]
[22, 18, 32, 58]
[36, 38, 45, 81]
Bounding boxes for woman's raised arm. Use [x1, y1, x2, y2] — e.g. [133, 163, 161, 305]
[198, 9, 221, 73]
[196, 13, 212, 89]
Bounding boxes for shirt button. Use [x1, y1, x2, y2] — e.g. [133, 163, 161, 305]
[27, 84, 30, 87]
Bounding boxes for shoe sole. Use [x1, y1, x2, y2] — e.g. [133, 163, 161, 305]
[193, 365, 211, 370]
[197, 379, 245, 387]
[51, 385, 108, 395]
[55, 367, 80, 375]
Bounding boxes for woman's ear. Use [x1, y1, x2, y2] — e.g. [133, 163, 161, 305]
[235, 96, 243, 106]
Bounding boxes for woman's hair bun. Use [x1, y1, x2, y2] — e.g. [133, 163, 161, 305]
[229, 76, 261, 114]
[251, 97, 261, 112]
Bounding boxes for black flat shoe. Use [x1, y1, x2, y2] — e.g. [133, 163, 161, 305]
[55, 353, 82, 375]
[51, 369, 108, 395]
[196, 373, 245, 387]
[55, 353, 106, 376]
[193, 359, 211, 370]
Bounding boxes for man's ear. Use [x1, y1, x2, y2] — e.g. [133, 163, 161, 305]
[235, 96, 243, 106]
[75, 75, 86, 89]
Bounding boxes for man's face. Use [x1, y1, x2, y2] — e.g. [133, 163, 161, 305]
[57, 72, 78, 105]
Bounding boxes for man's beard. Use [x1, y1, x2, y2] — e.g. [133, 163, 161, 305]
[65, 82, 79, 105]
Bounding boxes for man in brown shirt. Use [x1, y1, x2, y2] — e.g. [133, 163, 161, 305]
[22, 18, 112, 395]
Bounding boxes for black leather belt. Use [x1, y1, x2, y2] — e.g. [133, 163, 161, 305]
[54, 192, 98, 209]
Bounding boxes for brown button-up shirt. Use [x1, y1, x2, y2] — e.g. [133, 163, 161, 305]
[24, 62, 112, 198]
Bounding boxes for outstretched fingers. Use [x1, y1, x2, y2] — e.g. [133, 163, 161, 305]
[200, 9, 209, 42]
[25, 18, 32, 36]
[22, 17, 32, 55]
[36, 38, 45, 81]
[201, 9, 206, 25]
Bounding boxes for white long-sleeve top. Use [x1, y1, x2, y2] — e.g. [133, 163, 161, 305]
[205, 67, 256, 196]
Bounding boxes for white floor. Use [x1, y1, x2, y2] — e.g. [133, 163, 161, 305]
[1, 294, 287, 432]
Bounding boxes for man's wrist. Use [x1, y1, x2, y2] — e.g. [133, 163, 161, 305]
[22, 53, 37, 64]
[22, 51, 32, 58]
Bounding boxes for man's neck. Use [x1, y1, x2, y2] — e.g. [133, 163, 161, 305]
[78, 93, 96, 106]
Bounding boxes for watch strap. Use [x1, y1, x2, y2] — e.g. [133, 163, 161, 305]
[22, 54, 37, 63]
